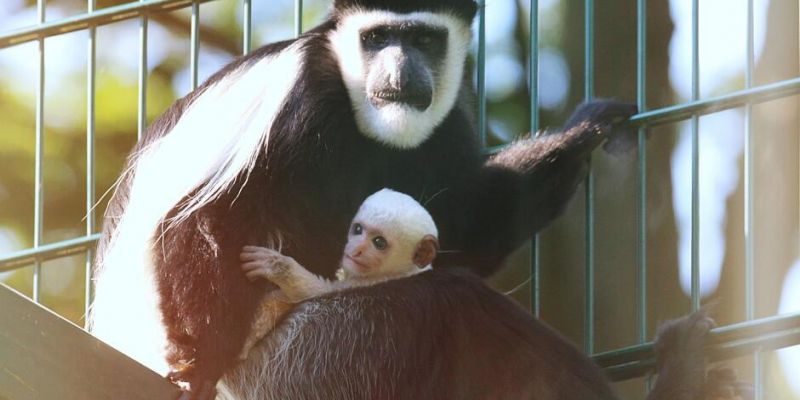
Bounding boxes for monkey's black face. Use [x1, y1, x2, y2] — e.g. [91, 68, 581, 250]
[330, 11, 471, 148]
[360, 23, 448, 111]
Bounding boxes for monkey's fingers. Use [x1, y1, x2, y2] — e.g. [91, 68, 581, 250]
[242, 245, 283, 255]
[240, 252, 263, 262]
[244, 268, 270, 281]
[240, 250, 278, 262]
[241, 246, 283, 259]
[242, 262, 273, 279]
[242, 261, 267, 271]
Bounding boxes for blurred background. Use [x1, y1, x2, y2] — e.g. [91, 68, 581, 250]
[0, 0, 798, 398]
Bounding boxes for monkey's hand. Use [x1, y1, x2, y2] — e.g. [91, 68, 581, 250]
[561, 99, 639, 156]
[647, 308, 715, 400]
[240, 245, 300, 284]
[240, 246, 330, 301]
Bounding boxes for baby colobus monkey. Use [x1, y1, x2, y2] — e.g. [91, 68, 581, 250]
[238, 188, 438, 358]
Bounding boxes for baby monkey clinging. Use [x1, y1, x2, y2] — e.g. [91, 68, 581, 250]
[239, 188, 439, 358]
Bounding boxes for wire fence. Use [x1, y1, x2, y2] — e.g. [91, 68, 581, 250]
[0, 0, 799, 395]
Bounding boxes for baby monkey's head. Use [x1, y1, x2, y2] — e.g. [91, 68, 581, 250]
[341, 189, 439, 278]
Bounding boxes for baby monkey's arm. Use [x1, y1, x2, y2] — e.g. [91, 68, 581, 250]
[237, 246, 333, 360]
[240, 245, 333, 301]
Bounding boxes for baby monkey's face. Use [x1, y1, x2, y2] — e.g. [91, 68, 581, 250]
[341, 220, 416, 278]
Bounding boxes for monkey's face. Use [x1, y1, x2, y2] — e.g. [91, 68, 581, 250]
[329, 11, 472, 148]
[361, 23, 444, 112]
[341, 221, 416, 278]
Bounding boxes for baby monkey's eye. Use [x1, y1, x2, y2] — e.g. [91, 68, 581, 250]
[352, 223, 363, 235]
[372, 236, 388, 251]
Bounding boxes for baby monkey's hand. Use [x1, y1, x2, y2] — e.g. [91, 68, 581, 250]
[240, 246, 298, 283]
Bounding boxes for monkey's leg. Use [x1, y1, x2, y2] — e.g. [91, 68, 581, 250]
[240, 246, 332, 301]
[646, 309, 715, 400]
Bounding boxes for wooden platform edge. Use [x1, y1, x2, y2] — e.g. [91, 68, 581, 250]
[0, 284, 181, 400]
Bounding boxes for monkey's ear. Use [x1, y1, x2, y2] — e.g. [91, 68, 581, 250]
[413, 235, 439, 268]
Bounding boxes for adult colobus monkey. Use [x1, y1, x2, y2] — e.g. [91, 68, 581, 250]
[87, 0, 711, 398]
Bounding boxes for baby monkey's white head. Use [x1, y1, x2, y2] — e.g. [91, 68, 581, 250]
[341, 189, 439, 279]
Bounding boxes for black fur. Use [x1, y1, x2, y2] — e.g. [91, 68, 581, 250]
[226, 269, 619, 400]
[222, 269, 717, 400]
[97, 8, 642, 398]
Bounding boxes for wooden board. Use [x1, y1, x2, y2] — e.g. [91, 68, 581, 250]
[0, 284, 181, 400]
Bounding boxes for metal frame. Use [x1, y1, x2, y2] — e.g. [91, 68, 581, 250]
[636, 0, 648, 348]
[1, 0, 798, 391]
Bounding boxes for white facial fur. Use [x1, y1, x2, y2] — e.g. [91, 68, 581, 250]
[341, 222, 417, 278]
[373, 232, 418, 276]
[340, 189, 438, 278]
[328, 10, 472, 149]
[354, 189, 438, 245]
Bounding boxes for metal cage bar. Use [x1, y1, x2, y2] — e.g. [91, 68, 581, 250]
[85, 0, 97, 326]
[1, 236, 101, 273]
[690, 0, 701, 312]
[0, 0, 218, 50]
[636, 0, 648, 346]
[190, 3, 200, 90]
[138, 0, 148, 140]
[583, 0, 596, 356]
[295, 0, 303, 37]
[477, 0, 487, 147]
[632, 77, 800, 126]
[33, 0, 46, 304]
[529, 0, 541, 317]
[744, 0, 756, 324]
[743, 0, 763, 397]
[635, 0, 653, 388]
[243, 0, 252, 54]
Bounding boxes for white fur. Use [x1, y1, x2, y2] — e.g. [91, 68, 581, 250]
[89, 42, 305, 375]
[355, 188, 438, 246]
[328, 10, 471, 149]
[350, 189, 437, 277]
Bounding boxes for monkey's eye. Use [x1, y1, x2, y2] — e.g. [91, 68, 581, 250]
[372, 236, 388, 251]
[415, 33, 433, 47]
[352, 223, 363, 235]
[362, 29, 388, 47]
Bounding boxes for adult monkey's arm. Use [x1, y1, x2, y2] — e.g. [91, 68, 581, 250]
[431, 100, 638, 276]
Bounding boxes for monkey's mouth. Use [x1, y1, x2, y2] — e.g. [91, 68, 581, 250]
[369, 90, 432, 111]
[344, 255, 370, 272]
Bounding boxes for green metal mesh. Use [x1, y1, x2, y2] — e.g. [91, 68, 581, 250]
[0, 0, 799, 392]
